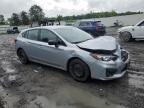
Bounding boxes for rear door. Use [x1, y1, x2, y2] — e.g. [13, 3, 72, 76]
[25, 29, 41, 60]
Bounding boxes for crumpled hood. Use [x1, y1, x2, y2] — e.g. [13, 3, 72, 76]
[77, 36, 117, 51]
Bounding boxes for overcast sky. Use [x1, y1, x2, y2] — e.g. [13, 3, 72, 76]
[0, 0, 144, 19]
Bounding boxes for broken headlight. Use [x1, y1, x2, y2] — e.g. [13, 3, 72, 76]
[90, 53, 118, 61]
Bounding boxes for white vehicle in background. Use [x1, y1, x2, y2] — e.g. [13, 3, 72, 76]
[118, 19, 144, 42]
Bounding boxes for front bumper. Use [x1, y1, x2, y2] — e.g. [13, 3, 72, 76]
[100, 57, 130, 80]
[89, 50, 130, 80]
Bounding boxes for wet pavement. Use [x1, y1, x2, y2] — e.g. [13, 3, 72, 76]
[0, 28, 144, 108]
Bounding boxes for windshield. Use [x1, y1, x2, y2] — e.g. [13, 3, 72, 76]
[54, 27, 93, 43]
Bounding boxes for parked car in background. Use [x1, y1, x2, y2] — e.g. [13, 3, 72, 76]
[118, 19, 144, 42]
[7, 27, 19, 34]
[74, 20, 106, 36]
[16, 26, 129, 82]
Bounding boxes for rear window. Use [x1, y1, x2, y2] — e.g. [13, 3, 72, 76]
[79, 21, 91, 26]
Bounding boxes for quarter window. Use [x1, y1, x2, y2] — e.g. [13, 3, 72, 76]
[22, 31, 28, 38]
[27, 29, 39, 41]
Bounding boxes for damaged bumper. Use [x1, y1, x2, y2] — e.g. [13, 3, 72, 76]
[100, 56, 130, 80]
[89, 50, 130, 80]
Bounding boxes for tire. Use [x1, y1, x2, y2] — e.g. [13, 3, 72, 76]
[68, 59, 90, 82]
[119, 32, 132, 42]
[17, 49, 29, 64]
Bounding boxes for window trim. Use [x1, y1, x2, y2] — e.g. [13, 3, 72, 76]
[39, 28, 67, 46]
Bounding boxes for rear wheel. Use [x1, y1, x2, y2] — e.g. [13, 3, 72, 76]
[17, 49, 29, 64]
[119, 32, 132, 42]
[68, 59, 90, 82]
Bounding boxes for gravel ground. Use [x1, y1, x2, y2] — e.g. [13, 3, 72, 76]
[0, 27, 144, 108]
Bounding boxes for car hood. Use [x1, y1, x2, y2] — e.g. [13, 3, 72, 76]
[118, 26, 133, 32]
[77, 36, 117, 51]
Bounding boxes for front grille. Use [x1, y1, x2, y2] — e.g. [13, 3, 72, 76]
[121, 50, 128, 62]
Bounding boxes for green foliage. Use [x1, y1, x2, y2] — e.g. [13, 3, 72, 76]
[49, 11, 143, 21]
[9, 13, 22, 26]
[118, 11, 143, 16]
[62, 10, 118, 20]
[29, 5, 45, 24]
[20, 11, 30, 25]
[57, 15, 63, 21]
[0, 15, 5, 25]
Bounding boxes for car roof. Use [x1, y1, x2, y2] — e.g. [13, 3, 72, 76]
[21, 26, 74, 32]
[79, 20, 101, 22]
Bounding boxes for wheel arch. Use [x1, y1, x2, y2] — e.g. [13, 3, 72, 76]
[17, 48, 23, 55]
[120, 30, 133, 38]
[67, 57, 91, 73]
[17, 48, 28, 57]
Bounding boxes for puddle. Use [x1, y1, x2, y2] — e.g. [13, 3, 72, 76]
[28, 96, 75, 108]
[0, 86, 19, 108]
[24, 85, 126, 108]
[52, 86, 126, 108]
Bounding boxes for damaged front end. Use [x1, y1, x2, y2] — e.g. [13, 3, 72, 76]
[78, 46, 119, 62]
[78, 45, 129, 80]
[75, 36, 130, 80]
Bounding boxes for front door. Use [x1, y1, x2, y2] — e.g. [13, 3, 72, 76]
[37, 29, 70, 69]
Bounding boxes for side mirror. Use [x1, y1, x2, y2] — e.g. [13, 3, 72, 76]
[48, 40, 58, 47]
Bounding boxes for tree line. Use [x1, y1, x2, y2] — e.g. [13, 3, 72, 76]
[0, 4, 143, 26]
[59, 11, 143, 21]
[0, 5, 45, 26]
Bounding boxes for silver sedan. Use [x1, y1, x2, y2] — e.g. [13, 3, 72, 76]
[16, 26, 130, 82]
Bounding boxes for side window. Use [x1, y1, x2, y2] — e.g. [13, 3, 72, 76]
[40, 29, 58, 43]
[138, 21, 144, 26]
[79, 22, 90, 26]
[27, 29, 39, 41]
[74, 21, 80, 27]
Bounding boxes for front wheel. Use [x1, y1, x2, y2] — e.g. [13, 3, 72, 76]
[119, 32, 132, 42]
[68, 59, 90, 82]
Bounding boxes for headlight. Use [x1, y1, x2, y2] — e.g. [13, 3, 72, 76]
[90, 53, 117, 61]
